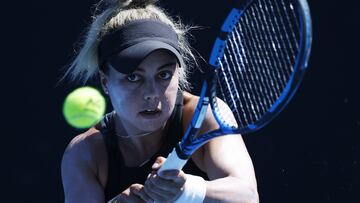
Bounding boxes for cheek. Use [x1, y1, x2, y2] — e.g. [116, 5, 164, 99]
[163, 79, 180, 112]
[108, 87, 139, 114]
[166, 72, 180, 92]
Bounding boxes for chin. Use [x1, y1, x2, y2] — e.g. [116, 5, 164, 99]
[137, 114, 168, 131]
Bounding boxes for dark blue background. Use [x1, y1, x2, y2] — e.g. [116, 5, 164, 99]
[5, 0, 359, 202]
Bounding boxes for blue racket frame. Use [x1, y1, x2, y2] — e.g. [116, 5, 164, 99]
[173, 0, 312, 161]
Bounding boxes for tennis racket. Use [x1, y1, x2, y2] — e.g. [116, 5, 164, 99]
[159, 0, 312, 172]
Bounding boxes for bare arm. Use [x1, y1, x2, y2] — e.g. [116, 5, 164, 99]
[61, 136, 105, 203]
[202, 135, 258, 203]
[187, 96, 259, 203]
[144, 135, 258, 203]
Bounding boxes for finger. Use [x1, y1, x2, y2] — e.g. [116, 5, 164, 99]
[128, 183, 144, 194]
[143, 182, 167, 202]
[159, 170, 187, 185]
[108, 193, 142, 203]
[144, 177, 174, 201]
[131, 186, 153, 203]
[152, 156, 166, 170]
[147, 174, 183, 194]
[158, 169, 179, 179]
[146, 168, 158, 180]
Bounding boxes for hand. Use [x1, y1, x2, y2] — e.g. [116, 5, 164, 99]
[108, 183, 151, 203]
[141, 157, 187, 203]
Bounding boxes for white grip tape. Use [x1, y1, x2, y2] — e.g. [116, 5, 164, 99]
[158, 148, 187, 172]
[174, 174, 206, 203]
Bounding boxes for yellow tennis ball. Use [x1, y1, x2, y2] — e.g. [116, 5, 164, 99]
[63, 86, 106, 129]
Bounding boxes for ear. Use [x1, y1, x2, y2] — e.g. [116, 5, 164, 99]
[99, 70, 109, 95]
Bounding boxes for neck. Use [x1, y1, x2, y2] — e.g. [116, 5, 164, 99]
[113, 113, 168, 166]
[113, 112, 167, 140]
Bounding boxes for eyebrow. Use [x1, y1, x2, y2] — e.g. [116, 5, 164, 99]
[135, 62, 177, 72]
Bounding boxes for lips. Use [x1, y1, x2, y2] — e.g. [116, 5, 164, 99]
[140, 109, 161, 114]
[139, 108, 162, 118]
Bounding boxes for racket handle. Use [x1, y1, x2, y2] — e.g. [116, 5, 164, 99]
[158, 148, 187, 172]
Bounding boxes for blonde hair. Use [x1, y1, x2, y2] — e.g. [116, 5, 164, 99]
[61, 0, 199, 90]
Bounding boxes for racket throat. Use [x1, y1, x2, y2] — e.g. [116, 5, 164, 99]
[175, 143, 189, 160]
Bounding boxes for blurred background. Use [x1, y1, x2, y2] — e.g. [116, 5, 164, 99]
[5, 0, 359, 202]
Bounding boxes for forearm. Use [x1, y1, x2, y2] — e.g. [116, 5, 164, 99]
[204, 176, 259, 203]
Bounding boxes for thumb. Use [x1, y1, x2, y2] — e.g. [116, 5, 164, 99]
[152, 156, 166, 170]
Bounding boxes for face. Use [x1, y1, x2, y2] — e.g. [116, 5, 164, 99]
[101, 49, 180, 136]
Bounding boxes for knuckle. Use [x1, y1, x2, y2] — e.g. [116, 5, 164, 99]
[130, 183, 139, 188]
[157, 156, 166, 163]
[147, 178, 156, 187]
[151, 176, 161, 185]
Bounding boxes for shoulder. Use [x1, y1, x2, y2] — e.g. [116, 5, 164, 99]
[181, 91, 219, 171]
[182, 91, 203, 121]
[182, 91, 202, 132]
[61, 128, 108, 201]
[63, 128, 104, 157]
[182, 91, 219, 134]
[182, 91, 198, 107]
[181, 92, 250, 178]
[62, 127, 107, 175]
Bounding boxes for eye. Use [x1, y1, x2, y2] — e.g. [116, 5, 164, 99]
[158, 70, 173, 80]
[126, 73, 141, 82]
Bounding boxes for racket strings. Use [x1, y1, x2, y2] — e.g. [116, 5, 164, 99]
[241, 11, 277, 112]
[257, 1, 291, 88]
[218, 57, 247, 126]
[228, 30, 262, 121]
[262, 0, 298, 71]
[245, 9, 279, 106]
[252, 1, 291, 97]
[216, 0, 301, 129]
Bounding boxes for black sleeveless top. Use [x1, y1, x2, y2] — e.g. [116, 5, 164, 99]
[95, 92, 208, 202]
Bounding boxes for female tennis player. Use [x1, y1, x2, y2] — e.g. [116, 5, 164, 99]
[61, 0, 258, 202]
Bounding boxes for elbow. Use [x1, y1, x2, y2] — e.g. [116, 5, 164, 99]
[244, 185, 259, 203]
[237, 181, 259, 203]
[248, 188, 259, 203]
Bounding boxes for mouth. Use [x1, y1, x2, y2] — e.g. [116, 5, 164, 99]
[139, 109, 161, 117]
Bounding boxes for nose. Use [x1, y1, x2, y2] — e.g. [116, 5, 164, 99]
[143, 80, 159, 101]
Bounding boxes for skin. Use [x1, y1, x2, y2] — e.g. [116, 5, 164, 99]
[61, 49, 259, 203]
